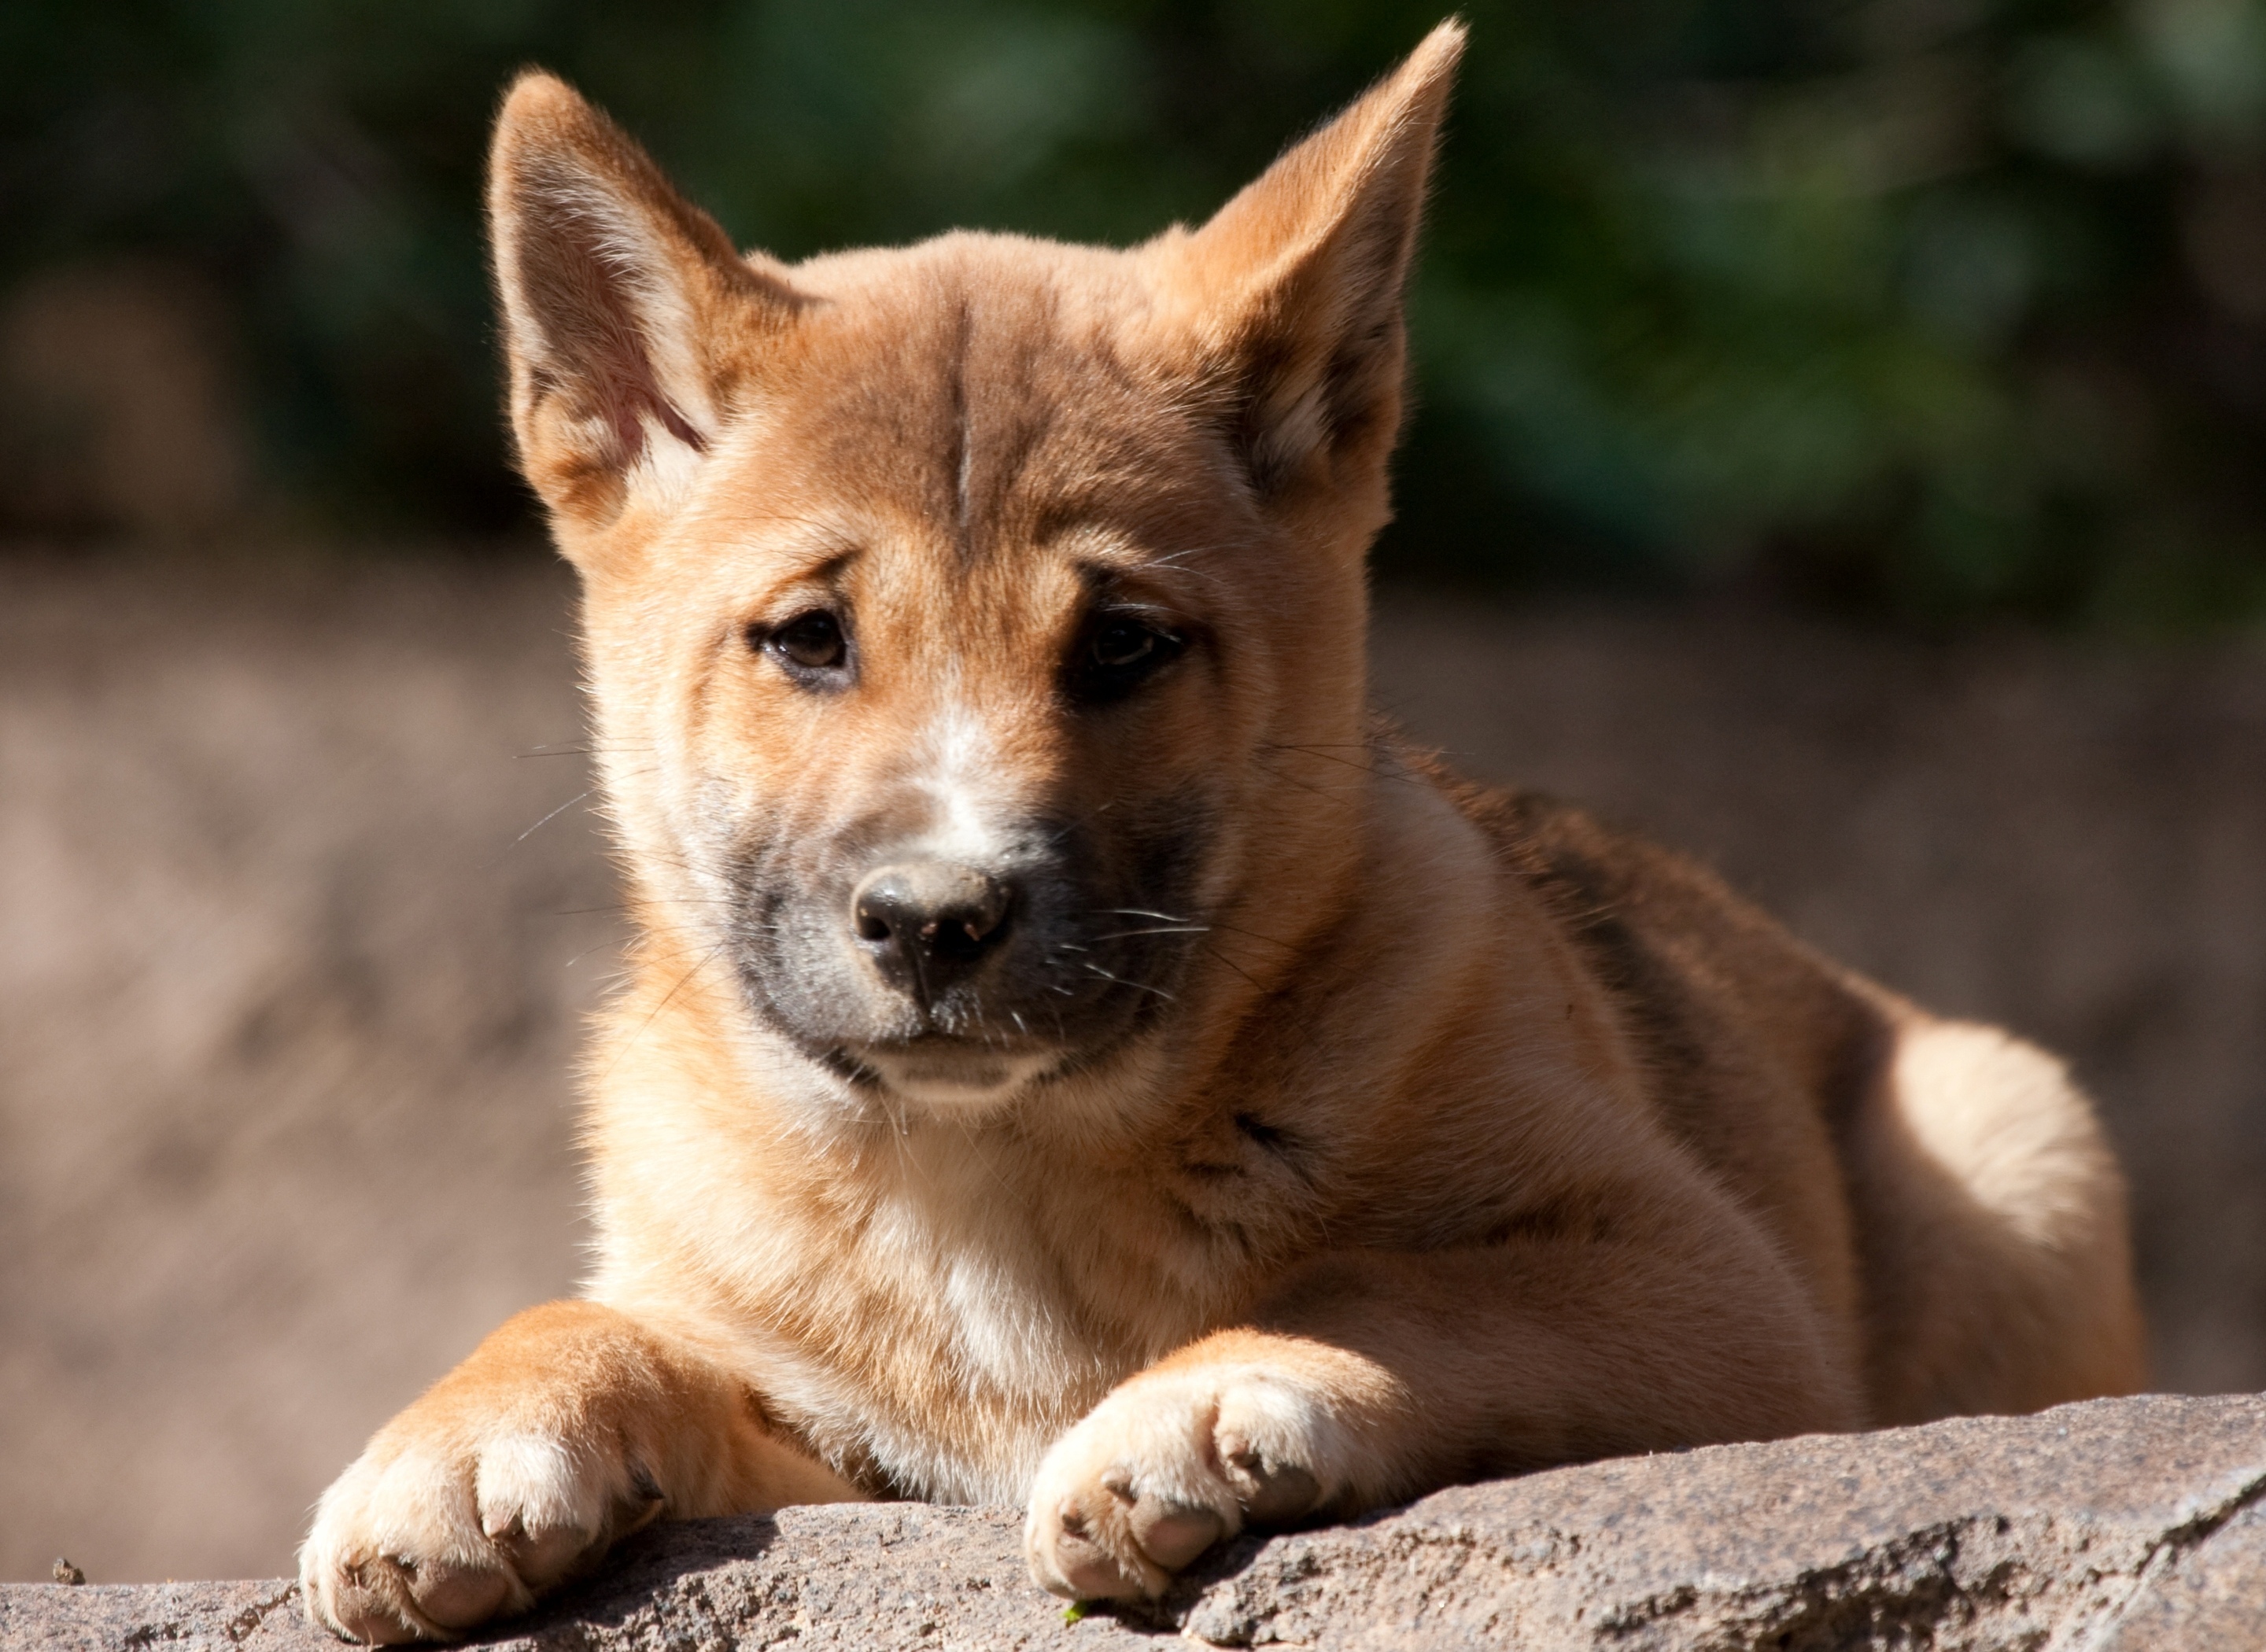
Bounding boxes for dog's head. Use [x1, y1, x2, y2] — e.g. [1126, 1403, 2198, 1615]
[489, 26, 1461, 1119]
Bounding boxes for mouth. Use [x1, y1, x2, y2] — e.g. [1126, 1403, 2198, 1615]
[833, 1036, 1062, 1110]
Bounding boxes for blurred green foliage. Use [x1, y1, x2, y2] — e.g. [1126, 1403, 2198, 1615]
[6, 0, 2266, 624]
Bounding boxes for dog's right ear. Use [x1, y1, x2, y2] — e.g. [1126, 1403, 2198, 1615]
[488, 72, 800, 552]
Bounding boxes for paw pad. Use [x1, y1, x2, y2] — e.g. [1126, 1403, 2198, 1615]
[1129, 1499, 1223, 1569]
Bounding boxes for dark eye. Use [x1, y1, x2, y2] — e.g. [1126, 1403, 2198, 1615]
[1072, 613, 1183, 702]
[762, 610, 851, 679]
[1092, 618, 1161, 669]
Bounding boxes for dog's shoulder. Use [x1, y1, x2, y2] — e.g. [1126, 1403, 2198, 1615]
[1401, 733, 1893, 1165]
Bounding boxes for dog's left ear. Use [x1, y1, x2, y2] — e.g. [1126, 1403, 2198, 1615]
[1157, 22, 1463, 513]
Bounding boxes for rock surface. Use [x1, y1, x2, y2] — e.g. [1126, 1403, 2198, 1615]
[8, 1393, 2261, 1651]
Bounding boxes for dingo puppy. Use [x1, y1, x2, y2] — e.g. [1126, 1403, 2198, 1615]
[300, 23, 2144, 1639]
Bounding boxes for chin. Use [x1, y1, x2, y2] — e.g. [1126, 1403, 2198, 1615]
[853, 1044, 1061, 1115]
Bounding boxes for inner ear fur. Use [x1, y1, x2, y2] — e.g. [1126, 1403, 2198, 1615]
[1159, 20, 1463, 504]
[487, 71, 800, 538]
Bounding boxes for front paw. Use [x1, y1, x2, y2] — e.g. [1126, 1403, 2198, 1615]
[298, 1408, 659, 1643]
[1024, 1364, 1335, 1601]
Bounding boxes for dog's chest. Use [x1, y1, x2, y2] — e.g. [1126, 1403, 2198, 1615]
[718, 1152, 1236, 1502]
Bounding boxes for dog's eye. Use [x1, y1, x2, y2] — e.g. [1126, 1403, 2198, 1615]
[1071, 614, 1183, 702]
[762, 610, 851, 678]
[1092, 618, 1161, 669]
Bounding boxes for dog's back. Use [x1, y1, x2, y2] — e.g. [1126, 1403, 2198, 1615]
[1458, 772, 2146, 1424]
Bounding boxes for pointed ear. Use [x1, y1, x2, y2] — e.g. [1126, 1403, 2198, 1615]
[1159, 21, 1463, 508]
[487, 72, 799, 543]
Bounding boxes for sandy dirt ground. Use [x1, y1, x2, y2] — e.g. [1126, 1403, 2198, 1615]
[2, 554, 2260, 1584]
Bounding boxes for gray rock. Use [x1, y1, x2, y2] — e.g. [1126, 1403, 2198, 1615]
[6, 1392, 2260, 1650]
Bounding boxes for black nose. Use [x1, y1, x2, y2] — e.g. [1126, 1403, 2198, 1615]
[851, 861, 1015, 1000]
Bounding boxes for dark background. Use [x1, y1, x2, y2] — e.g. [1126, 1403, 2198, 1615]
[4, 0, 2264, 1590]
[7, 0, 2266, 624]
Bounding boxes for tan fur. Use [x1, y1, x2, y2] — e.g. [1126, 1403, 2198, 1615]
[300, 24, 2144, 1639]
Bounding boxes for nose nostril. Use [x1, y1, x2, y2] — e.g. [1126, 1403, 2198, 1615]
[855, 909, 891, 943]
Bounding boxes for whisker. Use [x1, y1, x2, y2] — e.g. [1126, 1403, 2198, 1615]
[513, 742, 657, 759]
[1247, 759, 1360, 804]
[1203, 944, 1264, 991]
[1206, 917, 1300, 951]
[1259, 743, 1426, 785]
[549, 899, 733, 916]
[595, 941, 730, 1082]
[1083, 963, 1175, 1002]
[511, 789, 593, 845]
